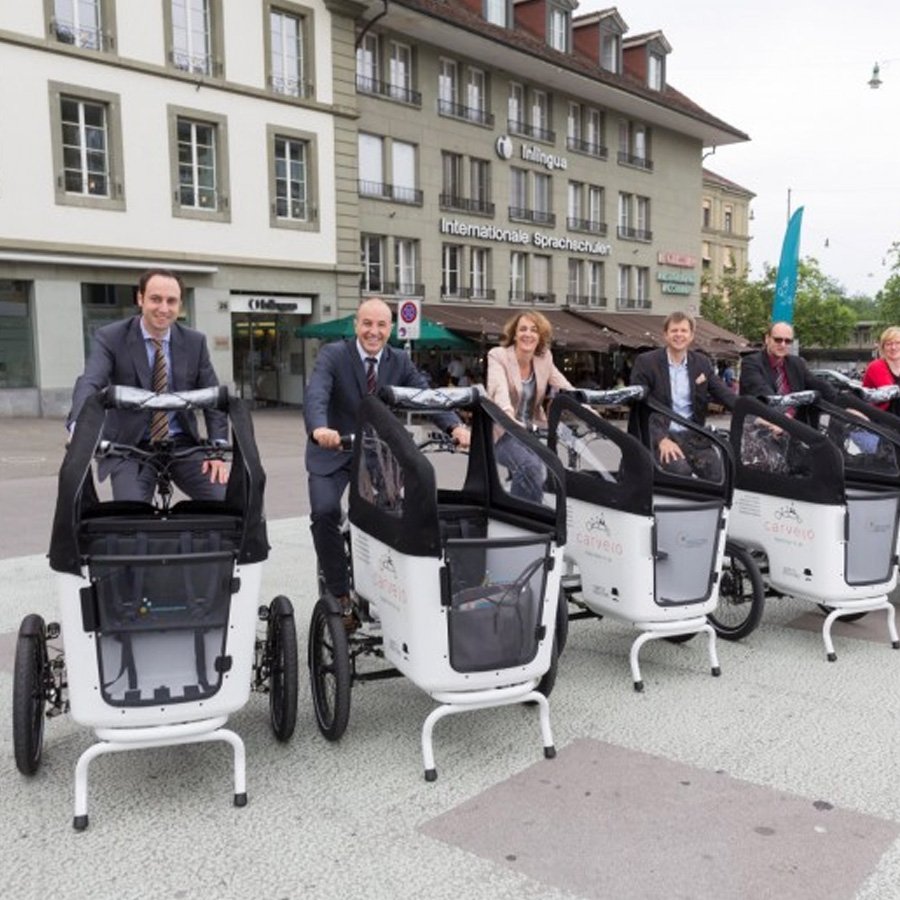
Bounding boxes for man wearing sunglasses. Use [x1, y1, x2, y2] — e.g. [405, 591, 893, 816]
[739, 321, 837, 420]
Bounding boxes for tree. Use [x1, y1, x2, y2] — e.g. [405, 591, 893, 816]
[700, 270, 772, 342]
[875, 272, 900, 331]
[791, 257, 856, 347]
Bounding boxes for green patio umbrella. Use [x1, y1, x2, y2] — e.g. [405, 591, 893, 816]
[296, 314, 473, 350]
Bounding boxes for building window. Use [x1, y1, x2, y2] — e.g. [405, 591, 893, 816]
[266, 3, 313, 99]
[636, 196, 651, 239]
[601, 31, 620, 73]
[391, 140, 420, 204]
[168, 106, 230, 221]
[484, 0, 509, 27]
[268, 125, 317, 230]
[533, 173, 553, 225]
[548, 6, 569, 53]
[510, 252, 527, 302]
[439, 60, 492, 126]
[166, 0, 224, 78]
[567, 258, 583, 305]
[648, 53, 664, 90]
[510, 167, 528, 219]
[441, 151, 463, 207]
[587, 185, 605, 233]
[470, 247, 491, 299]
[358, 132, 385, 198]
[617, 265, 650, 310]
[49, 82, 125, 210]
[389, 40, 415, 102]
[531, 255, 552, 303]
[394, 239, 419, 295]
[361, 235, 384, 293]
[724, 204, 733, 233]
[531, 90, 551, 140]
[588, 261, 605, 307]
[702, 199, 712, 229]
[567, 102, 605, 158]
[568, 183, 605, 235]
[356, 32, 379, 87]
[470, 157, 492, 214]
[0, 281, 35, 388]
[442, 244, 463, 298]
[618, 120, 653, 171]
[508, 82, 525, 132]
[47, 0, 115, 51]
[567, 182, 582, 225]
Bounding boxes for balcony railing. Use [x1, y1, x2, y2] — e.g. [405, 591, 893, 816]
[355, 75, 422, 106]
[566, 136, 608, 159]
[53, 19, 110, 50]
[617, 225, 653, 242]
[617, 151, 654, 172]
[270, 75, 315, 99]
[509, 207, 556, 227]
[616, 296, 652, 311]
[510, 291, 556, 306]
[382, 282, 425, 297]
[439, 194, 495, 216]
[440, 287, 497, 302]
[358, 181, 423, 205]
[437, 98, 494, 127]
[566, 294, 608, 308]
[567, 217, 608, 236]
[508, 119, 556, 143]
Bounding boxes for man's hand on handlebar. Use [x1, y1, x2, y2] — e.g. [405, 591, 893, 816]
[657, 435, 685, 465]
[451, 424, 471, 449]
[202, 457, 229, 484]
[312, 427, 344, 450]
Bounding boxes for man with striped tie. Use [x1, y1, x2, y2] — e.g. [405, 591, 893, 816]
[67, 268, 228, 502]
[304, 297, 470, 628]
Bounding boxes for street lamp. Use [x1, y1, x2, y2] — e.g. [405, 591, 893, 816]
[869, 63, 882, 89]
[868, 59, 900, 88]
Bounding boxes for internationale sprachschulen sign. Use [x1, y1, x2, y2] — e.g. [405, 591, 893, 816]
[440, 218, 611, 257]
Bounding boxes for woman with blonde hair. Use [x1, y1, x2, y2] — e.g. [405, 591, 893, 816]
[862, 326, 900, 413]
[486, 310, 572, 501]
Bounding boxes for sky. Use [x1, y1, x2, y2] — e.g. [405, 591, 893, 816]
[577, 0, 900, 297]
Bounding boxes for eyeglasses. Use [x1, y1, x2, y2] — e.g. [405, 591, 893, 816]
[770, 336, 793, 345]
[883, 340, 900, 348]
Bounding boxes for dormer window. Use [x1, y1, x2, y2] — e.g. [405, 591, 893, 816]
[484, 0, 509, 27]
[648, 51, 664, 90]
[549, 6, 570, 53]
[601, 31, 621, 73]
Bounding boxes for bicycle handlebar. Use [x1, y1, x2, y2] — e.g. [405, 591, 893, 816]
[378, 385, 482, 410]
[562, 385, 647, 406]
[763, 390, 818, 408]
[105, 385, 228, 411]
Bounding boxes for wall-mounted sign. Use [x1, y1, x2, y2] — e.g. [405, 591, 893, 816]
[656, 271, 695, 284]
[657, 251, 696, 268]
[495, 135, 513, 160]
[520, 144, 567, 171]
[397, 299, 421, 341]
[440, 218, 610, 256]
[230, 295, 313, 314]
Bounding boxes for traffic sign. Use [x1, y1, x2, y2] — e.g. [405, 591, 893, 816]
[397, 299, 421, 341]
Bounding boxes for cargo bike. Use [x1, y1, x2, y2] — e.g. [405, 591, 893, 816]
[307, 386, 566, 780]
[545, 386, 734, 691]
[716, 388, 900, 659]
[12, 386, 298, 829]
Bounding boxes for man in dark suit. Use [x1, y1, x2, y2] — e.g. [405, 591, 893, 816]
[629, 311, 735, 478]
[739, 320, 838, 417]
[305, 298, 470, 622]
[67, 268, 228, 502]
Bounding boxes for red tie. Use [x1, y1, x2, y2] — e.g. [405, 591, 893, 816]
[365, 357, 377, 394]
[773, 361, 795, 417]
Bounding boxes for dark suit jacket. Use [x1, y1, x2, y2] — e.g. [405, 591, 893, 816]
[68, 316, 226, 476]
[629, 347, 735, 438]
[739, 350, 837, 403]
[304, 339, 459, 476]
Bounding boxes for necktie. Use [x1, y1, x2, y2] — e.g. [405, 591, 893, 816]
[365, 357, 377, 394]
[150, 338, 170, 442]
[773, 361, 795, 418]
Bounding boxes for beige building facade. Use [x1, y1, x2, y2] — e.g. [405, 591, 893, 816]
[701, 167, 755, 296]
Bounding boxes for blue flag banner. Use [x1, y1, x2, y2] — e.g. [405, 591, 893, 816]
[771, 207, 804, 323]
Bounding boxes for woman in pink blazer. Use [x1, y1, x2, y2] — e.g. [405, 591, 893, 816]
[486, 311, 572, 501]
